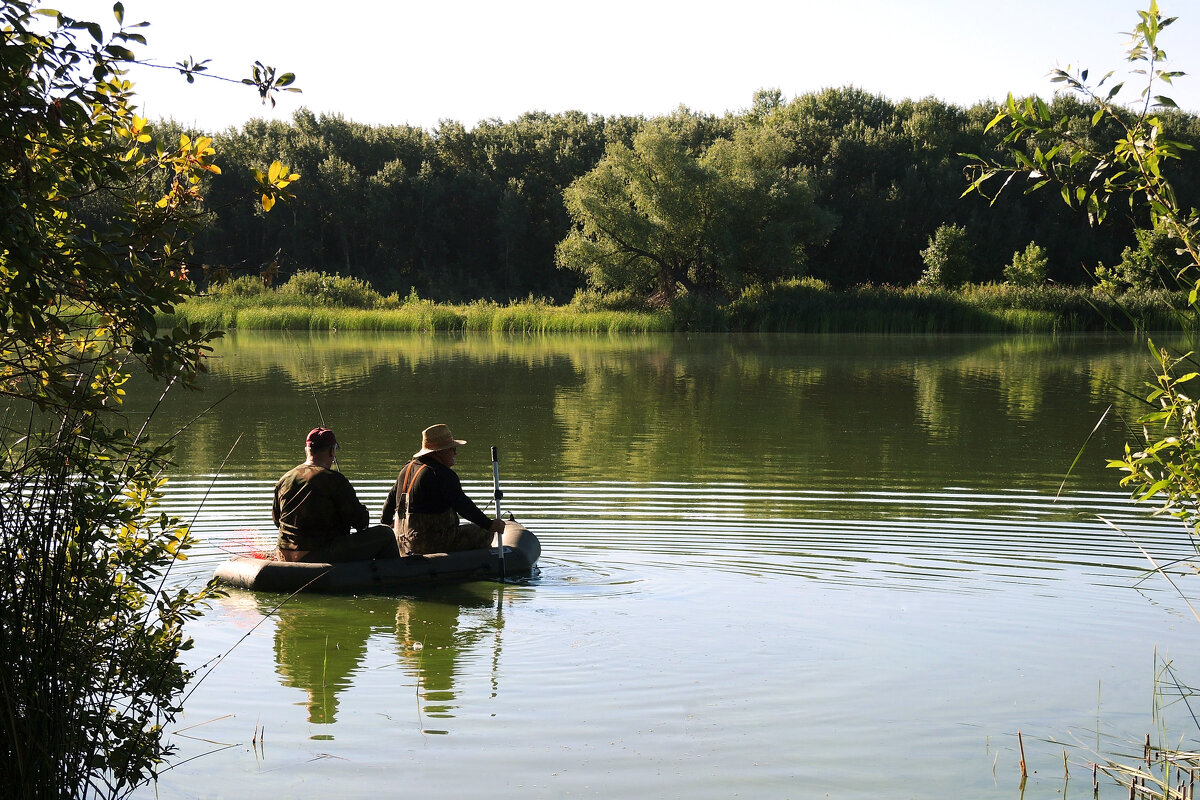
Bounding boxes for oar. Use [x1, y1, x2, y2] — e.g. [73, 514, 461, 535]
[491, 445, 505, 580]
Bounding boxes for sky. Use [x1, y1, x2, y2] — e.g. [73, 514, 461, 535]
[46, 0, 1200, 132]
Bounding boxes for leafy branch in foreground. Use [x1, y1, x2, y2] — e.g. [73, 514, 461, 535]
[963, 2, 1198, 276]
[966, 3, 1200, 794]
[963, 1, 1200, 526]
[35, 3, 302, 106]
[1, 1, 298, 797]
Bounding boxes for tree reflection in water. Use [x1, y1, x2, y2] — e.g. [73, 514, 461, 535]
[263, 584, 503, 729]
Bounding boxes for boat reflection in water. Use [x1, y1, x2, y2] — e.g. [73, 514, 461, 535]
[262, 584, 506, 730]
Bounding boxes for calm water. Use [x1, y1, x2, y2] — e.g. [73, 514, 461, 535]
[128, 331, 1200, 799]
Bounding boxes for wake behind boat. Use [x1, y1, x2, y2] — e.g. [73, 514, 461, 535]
[213, 520, 539, 594]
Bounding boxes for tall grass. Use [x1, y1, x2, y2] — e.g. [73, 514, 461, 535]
[170, 276, 1186, 334]
[165, 299, 671, 333]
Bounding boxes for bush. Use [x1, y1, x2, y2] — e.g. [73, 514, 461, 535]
[1094, 227, 1190, 293]
[278, 270, 384, 308]
[569, 286, 655, 312]
[1003, 242, 1049, 286]
[206, 274, 270, 299]
[918, 223, 975, 289]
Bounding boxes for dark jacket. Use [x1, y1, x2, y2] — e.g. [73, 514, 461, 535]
[274, 463, 370, 551]
[380, 455, 492, 529]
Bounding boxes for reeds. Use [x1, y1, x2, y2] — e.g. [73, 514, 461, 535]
[162, 279, 1187, 334]
[163, 300, 672, 333]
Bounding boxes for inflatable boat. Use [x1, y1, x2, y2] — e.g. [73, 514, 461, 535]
[213, 521, 540, 594]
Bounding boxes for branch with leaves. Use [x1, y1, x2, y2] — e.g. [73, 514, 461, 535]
[963, 1, 1197, 294]
[964, 2, 1200, 536]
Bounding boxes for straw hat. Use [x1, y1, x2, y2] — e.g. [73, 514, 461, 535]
[414, 423, 467, 457]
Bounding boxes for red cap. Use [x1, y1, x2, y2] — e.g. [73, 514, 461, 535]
[306, 427, 337, 449]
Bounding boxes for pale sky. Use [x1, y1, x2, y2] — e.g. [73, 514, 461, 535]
[46, 0, 1200, 132]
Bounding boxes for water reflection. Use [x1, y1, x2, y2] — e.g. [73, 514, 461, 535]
[262, 585, 504, 733]
[393, 587, 499, 728]
[127, 331, 1178, 497]
[268, 596, 382, 725]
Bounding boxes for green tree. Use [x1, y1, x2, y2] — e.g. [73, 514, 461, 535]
[0, 2, 295, 796]
[1003, 241, 1050, 286]
[1094, 226, 1189, 292]
[556, 121, 834, 305]
[917, 223, 975, 288]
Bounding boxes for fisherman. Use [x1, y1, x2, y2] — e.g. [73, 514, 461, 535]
[274, 427, 400, 562]
[381, 423, 506, 556]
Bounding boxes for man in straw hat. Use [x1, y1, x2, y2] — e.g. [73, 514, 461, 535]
[381, 423, 506, 556]
[274, 427, 401, 562]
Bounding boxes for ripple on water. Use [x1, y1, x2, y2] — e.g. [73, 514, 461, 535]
[159, 478, 1195, 599]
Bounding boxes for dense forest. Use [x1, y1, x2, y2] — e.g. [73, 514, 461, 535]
[160, 87, 1200, 304]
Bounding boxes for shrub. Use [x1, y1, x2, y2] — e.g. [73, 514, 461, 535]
[569, 286, 654, 312]
[1003, 242, 1049, 286]
[206, 274, 270, 299]
[278, 270, 383, 308]
[1094, 227, 1190, 294]
[918, 223, 975, 289]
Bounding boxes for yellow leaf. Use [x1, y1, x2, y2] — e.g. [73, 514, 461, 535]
[156, 195, 170, 208]
[268, 160, 283, 183]
[261, 193, 275, 212]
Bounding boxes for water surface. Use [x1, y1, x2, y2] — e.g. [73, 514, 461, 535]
[131, 332, 1200, 798]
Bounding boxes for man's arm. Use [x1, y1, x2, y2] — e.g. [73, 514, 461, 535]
[335, 473, 371, 532]
[380, 481, 398, 526]
[447, 471, 493, 529]
[271, 478, 283, 528]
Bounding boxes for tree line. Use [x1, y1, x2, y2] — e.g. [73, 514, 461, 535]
[170, 87, 1200, 305]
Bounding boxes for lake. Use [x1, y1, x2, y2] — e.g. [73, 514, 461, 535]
[129, 331, 1200, 799]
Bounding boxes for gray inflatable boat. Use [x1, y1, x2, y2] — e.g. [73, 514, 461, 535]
[213, 521, 540, 594]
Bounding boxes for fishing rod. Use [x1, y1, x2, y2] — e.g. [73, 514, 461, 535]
[285, 330, 341, 471]
[491, 445, 505, 581]
[285, 330, 327, 428]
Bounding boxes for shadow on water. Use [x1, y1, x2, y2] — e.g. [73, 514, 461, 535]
[260, 583, 512, 733]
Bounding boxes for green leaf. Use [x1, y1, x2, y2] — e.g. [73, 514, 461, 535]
[113, 2, 124, 24]
[1138, 478, 1171, 501]
[1153, 95, 1179, 108]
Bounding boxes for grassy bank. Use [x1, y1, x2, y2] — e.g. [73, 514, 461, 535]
[160, 274, 1188, 334]
[162, 299, 673, 333]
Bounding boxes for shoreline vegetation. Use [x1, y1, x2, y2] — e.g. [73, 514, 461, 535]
[160, 271, 1188, 334]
